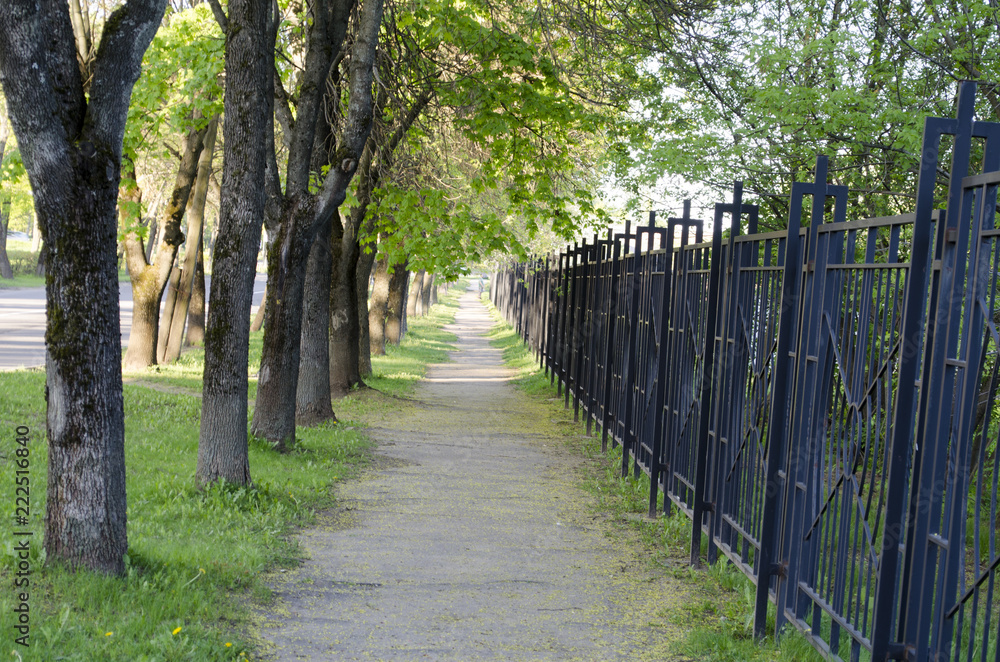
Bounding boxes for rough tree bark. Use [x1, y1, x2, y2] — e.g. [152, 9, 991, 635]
[252, 0, 382, 448]
[249, 284, 267, 332]
[156, 264, 181, 363]
[295, 214, 336, 423]
[0, 0, 167, 575]
[420, 271, 433, 313]
[186, 242, 206, 345]
[356, 246, 377, 376]
[368, 256, 391, 356]
[122, 124, 207, 370]
[197, 0, 275, 487]
[328, 218, 363, 394]
[407, 269, 424, 317]
[386, 264, 408, 344]
[163, 115, 218, 363]
[0, 204, 11, 280]
[312, 86, 431, 395]
[144, 213, 158, 262]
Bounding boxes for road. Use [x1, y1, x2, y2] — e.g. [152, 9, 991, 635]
[0, 273, 267, 371]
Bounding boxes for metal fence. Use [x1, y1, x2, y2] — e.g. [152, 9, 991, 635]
[490, 81, 1000, 662]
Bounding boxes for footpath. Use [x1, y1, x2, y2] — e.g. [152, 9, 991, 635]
[258, 289, 697, 661]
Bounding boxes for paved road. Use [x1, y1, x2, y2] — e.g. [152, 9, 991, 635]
[0, 274, 267, 371]
[259, 290, 692, 661]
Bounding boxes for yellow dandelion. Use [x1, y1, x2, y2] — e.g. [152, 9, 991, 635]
[172, 626, 182, 635]
[225, 642, 233, 647]
[105, 632, 113, 637]
[199, 568, 205, 574]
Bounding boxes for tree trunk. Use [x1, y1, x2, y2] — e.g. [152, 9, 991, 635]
[144, 215, 158, 263]
[356, 245, 377, 377]
[407, 268, 424, 317]
[0, 0, 167, 575]
[250, 0, 383, 445]
[0, 113, 12, 279]
[30, 214, 41, 253]
[198, 0, 275, 488]
[186, 242, 206, 346]
[420, 271, 433, 313]
[0, 203, 11, 280]
[386, 264, 408, 344]
[430, 276, 438, 305]
[123, 123, 208, 370]
[163, 115, 218, 363]
[249, 283, 267, 332]
[251, 197, 322, 448]
[368, 255, 390, 356]
[295, 216, 336, 424]
[156, 263, 181, 363]
[329, 219, 363, 395]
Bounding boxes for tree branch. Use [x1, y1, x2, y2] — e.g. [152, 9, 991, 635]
[272, 65, 296, 149]
[316, 0, 384, 220]
[206, 0, 229, 34]
[87, 0, 168, 158]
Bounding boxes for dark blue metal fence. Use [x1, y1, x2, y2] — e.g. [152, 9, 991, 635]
[490, 82, 1000, 662]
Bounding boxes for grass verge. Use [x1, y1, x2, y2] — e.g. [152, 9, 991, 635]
[481, 294, 827, 662]
[0, 241, 134, 289]
[0, 281, 466, 661]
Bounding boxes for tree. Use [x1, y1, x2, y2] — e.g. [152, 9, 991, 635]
[599, 0, 1000, 226]
[251, 0, 384, 445]
[0, 101, 13, 280]
[196, 0, 276, 487]
[332, 0, 624, 384]
[121, 124, 208, 369]
[0, 0, 167, 574]
[120, 4, 224, 369]
[162, 115, 218, 363]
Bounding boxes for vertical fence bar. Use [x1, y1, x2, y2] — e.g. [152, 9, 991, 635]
[601, 228, 622, 452]
[690, 183, 742, 566]
[752, 159, 821, 637]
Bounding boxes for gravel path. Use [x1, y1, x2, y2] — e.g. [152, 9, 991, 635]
[259, 289, 692, 661]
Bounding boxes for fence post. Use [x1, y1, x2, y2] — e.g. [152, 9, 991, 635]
[555, 250, 568, 393]
[621, 218, 651, 478]
[573, 240, 586, 418]
[690, 184, 742, 567]
[752, 158, 830, 637]
[544, 252, 556, 378]
[705, 191, 758, 561]
[600, 228, 622, 452]
[583, 232, 604, 437]
[882, 80, 1000, 661]
[658, 209, 703, 518]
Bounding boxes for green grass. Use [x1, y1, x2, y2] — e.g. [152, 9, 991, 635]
[332, 283, 467, 421]
[0, 242, 44, 288]
[0, 240, 130, 289]
[481, 294, 828, 662]
[0, 282, 466, 661]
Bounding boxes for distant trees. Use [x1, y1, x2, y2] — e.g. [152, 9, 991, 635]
[119, 5, 224, 370]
